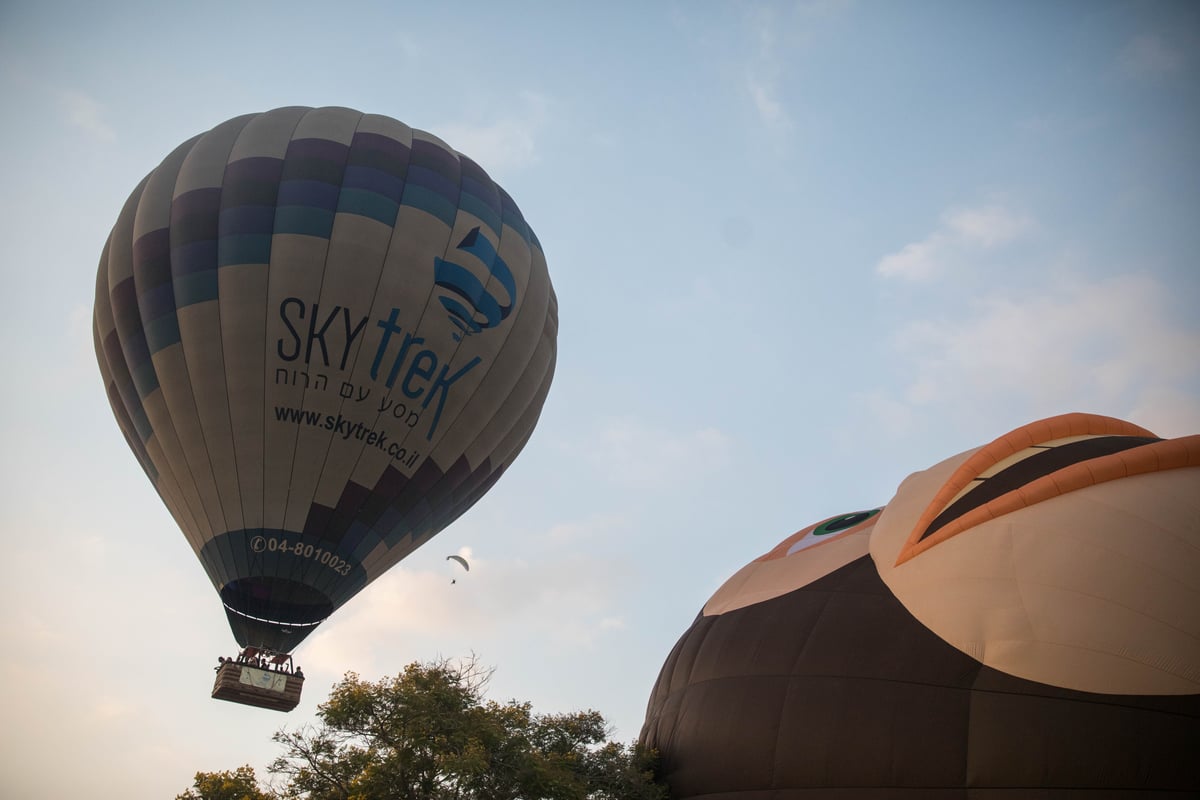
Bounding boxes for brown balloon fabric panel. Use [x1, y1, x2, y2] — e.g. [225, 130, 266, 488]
[641, 555, 1200, 797]
[94, 107, 556, 651]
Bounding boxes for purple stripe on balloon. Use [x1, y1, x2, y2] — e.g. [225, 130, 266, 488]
[351, 130, 410, 160]
[219, 205, 275, 235]
[225, 155, 285, 183]
[336, 481, 371, 515]
[277, 178, 341, 210]
[110, 274, 144, 337]
[132, 228, 172, 289]
[170, 187, 221, 224]
[138, 281, 177, 321]
[406, 164, 459, 202]
[301, 503, 334, 539]
[170, 239, 218, 276]
[286, 137, 349, 162]
[410, 137, 459, 176]
[374, 465, 408, 497]
[342, 164, 405, 200]
[461, 174, 500, 215]
[102, 326, 128, 375]
[222, 156, 285, 209]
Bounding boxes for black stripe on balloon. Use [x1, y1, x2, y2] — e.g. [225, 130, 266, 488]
[920, 435, 1162, 541]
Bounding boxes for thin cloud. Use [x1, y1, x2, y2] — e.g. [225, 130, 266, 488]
[585, 417, 733, 489]
[867, 272, 1200, 434]
[89, 696, 136, 722]
[874, 235, 948, 282]
[876, 204, 1032, 280]
[1119, 33, 1186, 79]
[545, 514, 629, 546]
[57, 89, 116, 142]
[739, 1, 851, 135]
[436, 91, 548, 176]
[747, 76, 788, 130]
[742, 7, 792, 135]
[392, 30, 424, 63]
[943, 206, 1031, 247]
[300, 550, 632, 676]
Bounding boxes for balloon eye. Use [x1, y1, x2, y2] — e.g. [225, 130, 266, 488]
[787, 508, 882, 555]
[814, 509, 881, 535]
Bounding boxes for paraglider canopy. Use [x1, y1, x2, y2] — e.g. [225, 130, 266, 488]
[446, 554, 469, 584]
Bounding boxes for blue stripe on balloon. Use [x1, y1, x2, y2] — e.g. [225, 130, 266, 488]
[129, 401, 153, 443]
[406, 162, 457, 198]
[500, 203, 530, 241]
[434, 258, 485, 303]
[130, 353, 158, 399]
[337, 187, 400, 226]
[219, 205, 275, 235]
[144, 311, 181, 353]
[198, 528, 369, 608]
[119, 326, 151, 374]
[458, 191, 502, 238]
[439, 296, 481, 335]
[435, 261, 501, 329]
[218, 233, 272, 267]
[174, 270, 218, 307]
[459, 228, 517, 310]
[138, 281, 177, 323]
[342, 164, 405, 201]
[277, 178, 341, 211]
[274, 205, 335, 238]
[400, 183, 458, 227]
[171, 239, 217, 275]
[461, 173, 500, 212]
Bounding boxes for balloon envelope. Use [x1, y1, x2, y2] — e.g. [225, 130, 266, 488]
[94, 107, 557, 650]
[641, 414, 1200, 797]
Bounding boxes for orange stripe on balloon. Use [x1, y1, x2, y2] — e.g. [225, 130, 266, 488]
[893, 413, 1176, 566]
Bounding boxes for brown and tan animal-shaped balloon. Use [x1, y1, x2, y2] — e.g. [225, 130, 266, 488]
[641, 412, 1200, 798]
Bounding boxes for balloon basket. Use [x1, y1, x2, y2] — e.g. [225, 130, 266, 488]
[211, 650, 304, 712]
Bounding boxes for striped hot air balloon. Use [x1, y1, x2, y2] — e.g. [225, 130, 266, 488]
[94, 106, 557, 654]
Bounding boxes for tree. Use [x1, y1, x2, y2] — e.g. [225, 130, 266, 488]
[176, 765, 272, 800]
[183, 657, 667, 800]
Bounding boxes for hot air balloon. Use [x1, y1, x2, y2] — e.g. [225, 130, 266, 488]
[94, 107, 557, 709]
[641, 413, 1200, 796]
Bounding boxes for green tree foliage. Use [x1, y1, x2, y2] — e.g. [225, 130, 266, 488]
[176, 765, 272, 800]
[182, 657, 667, 800]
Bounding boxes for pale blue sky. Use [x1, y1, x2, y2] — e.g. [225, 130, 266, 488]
[1, 2, 1197, 797]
